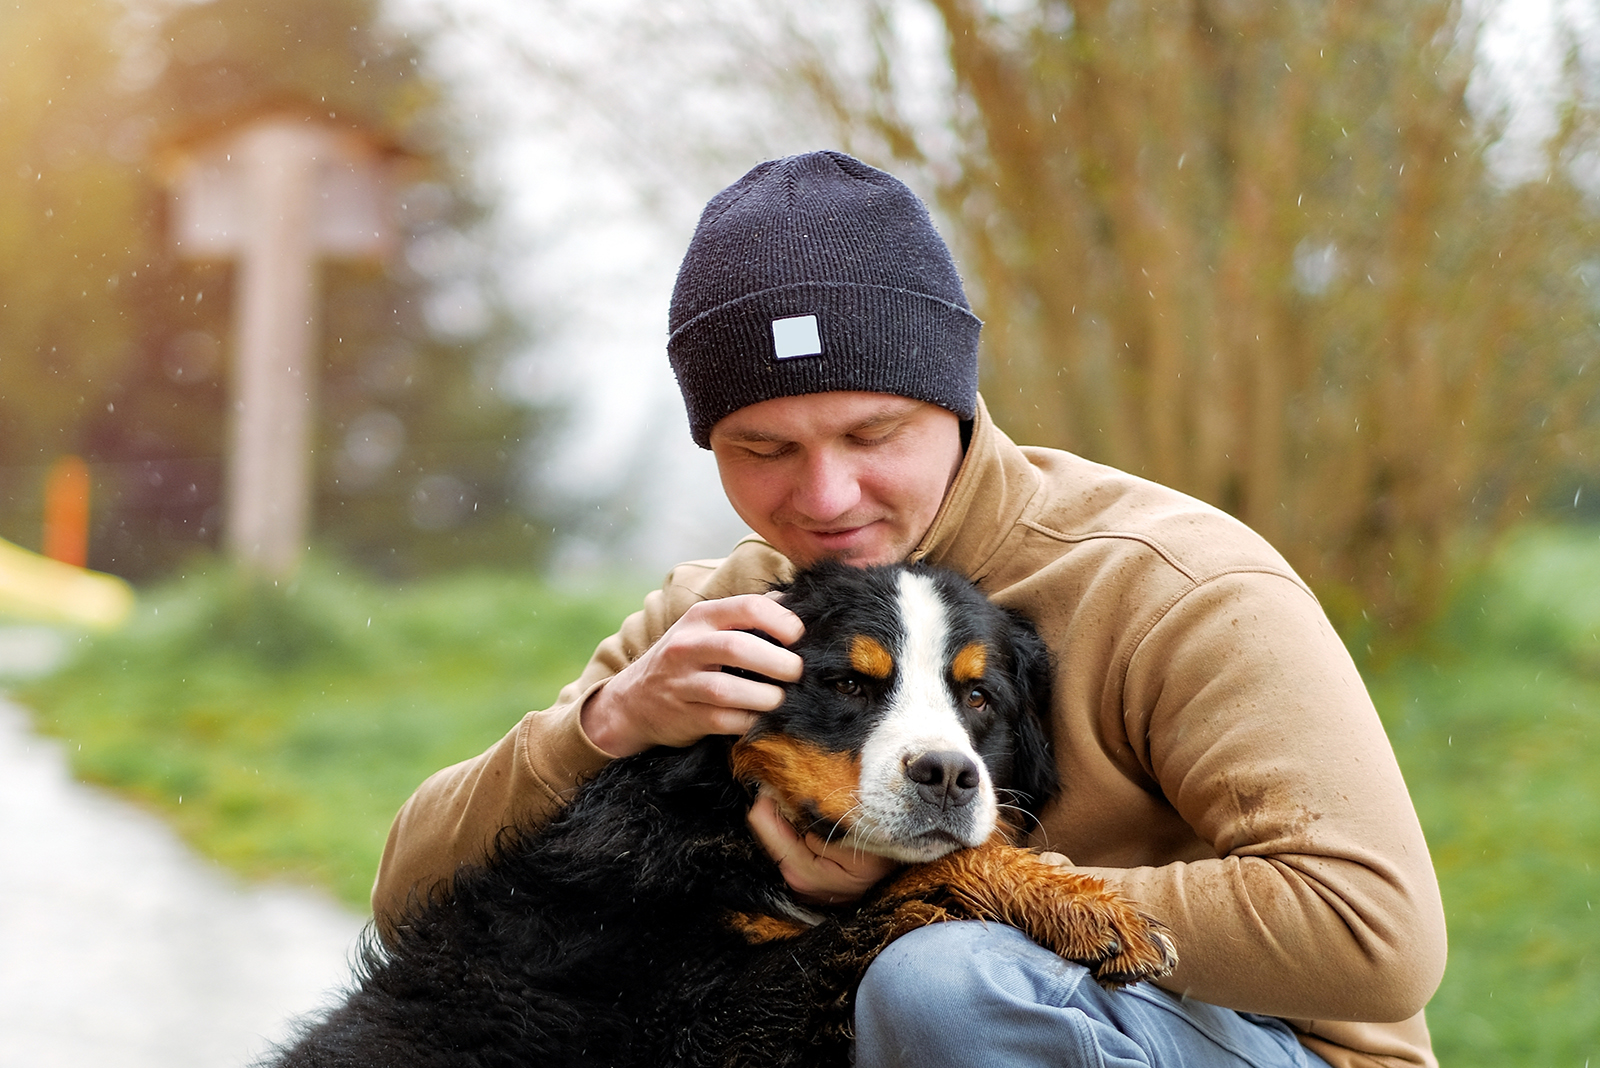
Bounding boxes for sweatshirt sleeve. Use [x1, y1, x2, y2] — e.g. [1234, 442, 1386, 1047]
[368, 544, 789, 932]
[1084, 571, 1447, 1025]
[369, 569, 696, 930]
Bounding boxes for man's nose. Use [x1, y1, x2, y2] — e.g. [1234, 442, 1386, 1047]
[792, 451, 861, 520]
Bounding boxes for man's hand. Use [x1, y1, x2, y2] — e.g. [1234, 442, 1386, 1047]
[580, 593, 804, 758]
[746, 790, 899, 905]
[580, 593, 894, 903]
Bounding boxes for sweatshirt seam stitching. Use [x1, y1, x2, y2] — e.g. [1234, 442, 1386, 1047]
[1128, 567, 1322, 674]
[1114, 584, 1200, 783]
[1018, 518, 1316, 599]
[1018, 519, 1202, 584]
[517, 712, 573, 810]
[1114, 569, 1329, 799]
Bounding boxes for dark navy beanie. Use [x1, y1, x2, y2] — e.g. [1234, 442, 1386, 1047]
[667, 150, 981, 448]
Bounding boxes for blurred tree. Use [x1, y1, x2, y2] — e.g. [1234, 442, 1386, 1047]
[739, 0, 1600, 635]
[0, 0, 151, 529]
[530, 0, 1598, 634]
[0, 0, 553, 580]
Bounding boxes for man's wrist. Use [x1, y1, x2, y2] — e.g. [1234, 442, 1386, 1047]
[579, 683, 637, 759]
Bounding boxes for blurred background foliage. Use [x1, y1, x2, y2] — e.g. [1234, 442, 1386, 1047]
[0, 0, 555, 581]
[6, 0, 1597, 629]
[21, 559, 643, 906]
[699, 0, 1600, 638]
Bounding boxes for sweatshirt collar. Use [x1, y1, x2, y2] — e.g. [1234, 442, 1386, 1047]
[908, 393, 1041, 581]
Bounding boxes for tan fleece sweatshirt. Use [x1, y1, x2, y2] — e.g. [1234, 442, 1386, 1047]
[371, 397, 1447, 1068]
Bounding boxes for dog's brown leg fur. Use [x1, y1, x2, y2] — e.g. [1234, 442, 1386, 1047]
[701, 842, 1178, 1065]
[871, 838, 1179, 988]
[725, 911, 815, 944]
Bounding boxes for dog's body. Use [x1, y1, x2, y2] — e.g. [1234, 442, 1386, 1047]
[270, 562, 1177, 1068]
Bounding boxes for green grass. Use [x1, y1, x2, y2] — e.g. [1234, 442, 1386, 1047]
[16, 557, 645, 909]
[12, 530, 1600, 1064]
[1366, 526, 1600, 1067]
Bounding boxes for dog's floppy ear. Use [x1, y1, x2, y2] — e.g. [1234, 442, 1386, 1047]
[1005, 613, 1060, 816]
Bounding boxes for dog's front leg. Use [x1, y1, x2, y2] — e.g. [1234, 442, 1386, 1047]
[872, 839, 1179, 989]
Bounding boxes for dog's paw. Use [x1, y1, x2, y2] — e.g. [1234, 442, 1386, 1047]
[983, 856, 1179, 989]
[878, 841, 1179, 989]
[1077, 906, 1179, 989]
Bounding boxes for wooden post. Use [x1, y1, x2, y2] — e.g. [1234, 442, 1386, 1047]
[227, 123, 321, 581]
[165, 114, 397, 580]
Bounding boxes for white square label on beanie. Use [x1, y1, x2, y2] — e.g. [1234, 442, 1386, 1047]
[771, 314, 823, 360]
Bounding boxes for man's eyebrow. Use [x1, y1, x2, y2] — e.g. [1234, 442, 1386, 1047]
[846, 407, 914, 432]
[721, 407, 914, 444]
[719, 427, 790, 444]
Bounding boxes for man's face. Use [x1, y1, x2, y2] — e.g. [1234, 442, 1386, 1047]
[709, 391, 964, 567]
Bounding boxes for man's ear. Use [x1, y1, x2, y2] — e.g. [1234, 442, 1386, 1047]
[1005, 616, 1060, 815]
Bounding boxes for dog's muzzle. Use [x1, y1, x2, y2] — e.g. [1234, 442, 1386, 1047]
[849, 736, 999, 863]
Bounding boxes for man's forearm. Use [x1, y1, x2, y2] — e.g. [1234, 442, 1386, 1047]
[1089, 849, 1446, 1022]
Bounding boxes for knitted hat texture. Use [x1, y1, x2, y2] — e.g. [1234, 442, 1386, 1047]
[667, 151, 981, 448]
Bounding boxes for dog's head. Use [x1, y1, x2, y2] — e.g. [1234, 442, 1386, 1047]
[731, 561, 1058, 863]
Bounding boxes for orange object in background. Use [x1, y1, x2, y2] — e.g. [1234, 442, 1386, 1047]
[43, 455, 91, 568]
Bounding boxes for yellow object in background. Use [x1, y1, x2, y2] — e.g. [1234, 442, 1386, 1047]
[0, 536, 133, 630]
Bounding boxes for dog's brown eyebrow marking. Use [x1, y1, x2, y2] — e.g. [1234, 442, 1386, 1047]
[951, 642, 988, 684]
[731, 736, 862, 830]
[849, 635, 894, 679]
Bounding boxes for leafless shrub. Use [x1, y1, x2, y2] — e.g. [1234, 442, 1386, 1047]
[465, 0, 1600, 635]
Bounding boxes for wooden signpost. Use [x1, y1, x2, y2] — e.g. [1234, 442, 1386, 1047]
[165, 115, 398, 580]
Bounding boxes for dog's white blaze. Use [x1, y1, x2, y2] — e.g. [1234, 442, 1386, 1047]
[852, 570, 998, 862]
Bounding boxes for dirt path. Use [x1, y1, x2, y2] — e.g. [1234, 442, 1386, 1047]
[0, 695, 364, 1067]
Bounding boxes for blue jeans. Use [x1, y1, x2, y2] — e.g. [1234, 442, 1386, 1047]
[854, 922, 1334, 1068]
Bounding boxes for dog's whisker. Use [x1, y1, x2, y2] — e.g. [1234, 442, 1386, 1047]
[993, 797, 1045, 834]
[820, 802, 867, 847]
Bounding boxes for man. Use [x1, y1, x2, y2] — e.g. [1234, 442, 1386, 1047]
[372, 151, 1446, 1067]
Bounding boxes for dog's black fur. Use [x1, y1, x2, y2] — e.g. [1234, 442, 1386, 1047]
[268, 562, 1174, 1068]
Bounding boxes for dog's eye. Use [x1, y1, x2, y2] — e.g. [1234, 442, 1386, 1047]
[965, 688, 988, 710]
[833, 676, 863, 697]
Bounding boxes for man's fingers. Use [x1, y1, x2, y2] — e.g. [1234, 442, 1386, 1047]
[586, 592, 805, 756]
[742, 594, 805, 645]
[746, 790, 803, 857]
[718, 629, 803, 684]
[694, 593, 805, 647]
[802, 833, 898, 886]
[746, 792, 899, 905]
[700, 670, 788, 715]
[703, 708, 761, 737]
[674, 594, 804, 688]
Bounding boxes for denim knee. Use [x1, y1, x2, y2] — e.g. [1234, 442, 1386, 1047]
[854, 920, 1334, 1068]
[855, 920, 1093, 1068]
[857, 921, 1012, 1042]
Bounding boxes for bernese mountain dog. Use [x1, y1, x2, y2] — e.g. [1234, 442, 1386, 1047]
[268, 561, 1177, 1068]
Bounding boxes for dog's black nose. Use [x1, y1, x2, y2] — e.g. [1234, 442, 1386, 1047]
[905, 751, 982, 809]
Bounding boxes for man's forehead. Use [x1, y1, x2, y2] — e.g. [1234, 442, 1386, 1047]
[711, 392, 932, 443]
